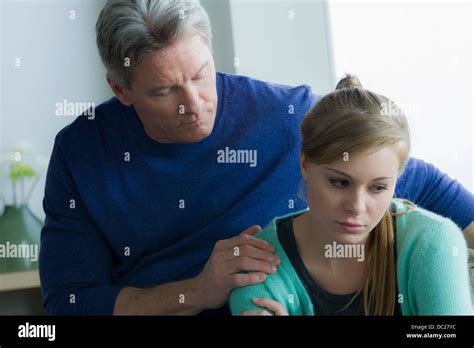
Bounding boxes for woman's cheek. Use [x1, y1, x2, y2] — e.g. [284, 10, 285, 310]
[309, 181, 336, 211]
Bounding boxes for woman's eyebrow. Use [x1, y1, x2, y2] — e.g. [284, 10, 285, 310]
[323, 166, 394, 181]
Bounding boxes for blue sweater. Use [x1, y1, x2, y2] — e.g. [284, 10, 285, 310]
[39, 72, 474, 315]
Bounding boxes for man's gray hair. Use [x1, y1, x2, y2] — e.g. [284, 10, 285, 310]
[96, 0, 212, 88]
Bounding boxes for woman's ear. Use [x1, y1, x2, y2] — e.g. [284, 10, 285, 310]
[300, 152, 308, 181]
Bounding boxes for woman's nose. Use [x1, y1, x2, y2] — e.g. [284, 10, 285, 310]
[343, 190, 367, 215]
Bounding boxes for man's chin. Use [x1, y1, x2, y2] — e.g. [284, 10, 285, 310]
[180, 125, 213, 144]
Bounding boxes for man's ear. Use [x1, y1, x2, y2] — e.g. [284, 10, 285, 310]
[106, 74, 133, 106]
[300, 152, 308, 181]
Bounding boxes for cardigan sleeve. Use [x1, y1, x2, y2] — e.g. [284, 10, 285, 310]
[229, 280, 280, 315]
[410, 218, 473, 315]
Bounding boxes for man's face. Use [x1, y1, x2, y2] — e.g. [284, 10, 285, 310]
[118, 34, 218, 144]
[301, 146, 400, 245]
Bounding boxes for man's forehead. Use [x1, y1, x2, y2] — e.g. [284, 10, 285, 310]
[136, 35, 210, 84]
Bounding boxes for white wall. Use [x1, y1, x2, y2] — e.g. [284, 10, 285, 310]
[201, 0, 237, 74]
[0, 0, 112, 219]
[329, 0, 473, 192]
[229, 0, 336, 94]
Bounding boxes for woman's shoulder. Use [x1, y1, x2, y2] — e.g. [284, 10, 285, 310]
[392, 199, 472, 315]
[393, 198, 465, 253]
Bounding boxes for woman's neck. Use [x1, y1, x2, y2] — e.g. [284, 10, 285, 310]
[292, 211, 369, 294]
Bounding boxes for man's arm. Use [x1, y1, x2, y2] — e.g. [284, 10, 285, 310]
[396, 157, 474, 243]
[114, 277, 203, 315]
[40, 141, 126, 314]
[114, 226, 280, 315]
[41, 140, 280, 315]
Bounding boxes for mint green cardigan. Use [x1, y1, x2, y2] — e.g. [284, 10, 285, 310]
[230, 199, 473, 315]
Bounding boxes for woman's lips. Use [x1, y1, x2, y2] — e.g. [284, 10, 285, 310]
[338, 221, 364, 227]
[336, 221, 366, 233]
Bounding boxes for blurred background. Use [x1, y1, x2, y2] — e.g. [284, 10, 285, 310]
[0, 0, 472, 314]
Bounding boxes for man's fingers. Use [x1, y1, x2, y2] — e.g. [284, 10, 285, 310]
[240, 225, 262, 236]
[236, 233, 275, 253]
[222, 244, 281, 264]
[225, 272, 267, 289]
[217, 229, 274, 253]
[226, 256, 277, 275]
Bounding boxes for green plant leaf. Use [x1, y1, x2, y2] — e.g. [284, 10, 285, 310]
[9, 163, 36, 182]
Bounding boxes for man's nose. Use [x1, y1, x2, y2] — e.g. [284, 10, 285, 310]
[179, 84, 203, 115]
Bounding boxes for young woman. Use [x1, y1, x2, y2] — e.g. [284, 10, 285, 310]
[229, 75, 473, 315]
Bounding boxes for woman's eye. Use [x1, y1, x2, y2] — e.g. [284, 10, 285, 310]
[371, 185, 387, 193]
[329, 178, 349, 188]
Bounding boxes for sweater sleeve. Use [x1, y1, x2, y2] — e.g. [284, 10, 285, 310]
[229, 280, 280, 315]
[395, 157, 474, 230]
[410, 218, 473, 315]
[39, 140, 125, 315]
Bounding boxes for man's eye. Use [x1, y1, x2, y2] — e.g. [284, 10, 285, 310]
[329, 178, 349, 188]
[371, 185, 388, 193]
[193, 75, 204, 81]
[151, 87, 174, 97]
[152, 88, 173, 97]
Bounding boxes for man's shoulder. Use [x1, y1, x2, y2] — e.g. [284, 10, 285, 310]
[218, 72, 314, 107]
[55, 96, 125, 147]
[219, 71, 310, 90]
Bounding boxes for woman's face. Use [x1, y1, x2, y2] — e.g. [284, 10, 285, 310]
[301, 146, 401, 245]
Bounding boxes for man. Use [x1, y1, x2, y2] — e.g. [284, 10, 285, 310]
[39, 0, 474, 315]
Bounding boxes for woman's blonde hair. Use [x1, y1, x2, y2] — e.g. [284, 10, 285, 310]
[301, 74, 415, 315]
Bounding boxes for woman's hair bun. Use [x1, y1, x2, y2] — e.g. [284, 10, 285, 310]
[335, 74, 362, 90]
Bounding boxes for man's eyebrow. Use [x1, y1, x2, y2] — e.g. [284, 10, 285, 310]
[323, 166, 394, 181]
[146, 61, 209, 94]
[194, 61, 209, 76]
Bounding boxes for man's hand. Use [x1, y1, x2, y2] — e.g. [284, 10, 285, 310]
[241, 298, 289, 316]
[195, 225, 281, 310]
[463, 222, 474, 249]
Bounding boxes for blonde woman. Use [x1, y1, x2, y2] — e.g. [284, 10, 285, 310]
[229, 75, 473, 315]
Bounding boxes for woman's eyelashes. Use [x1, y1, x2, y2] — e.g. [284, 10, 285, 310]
[328, 177, 388, 193]
[371, 185, 388, 193]
[329, 177, 349, 188]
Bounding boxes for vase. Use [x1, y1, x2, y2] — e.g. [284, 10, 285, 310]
[0, 204, 43, 273]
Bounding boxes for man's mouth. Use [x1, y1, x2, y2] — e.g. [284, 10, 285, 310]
[181, 118, 201, 126]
